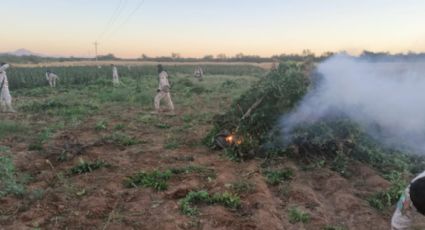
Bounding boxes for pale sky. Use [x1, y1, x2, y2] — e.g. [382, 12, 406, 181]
[1, 0, 425, 58]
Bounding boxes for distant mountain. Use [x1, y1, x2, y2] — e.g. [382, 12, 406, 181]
[1, 49, 46, 57]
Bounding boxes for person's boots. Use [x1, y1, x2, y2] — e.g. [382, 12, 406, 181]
[6, 103, 16, 113]
[0, 102, 6, 113]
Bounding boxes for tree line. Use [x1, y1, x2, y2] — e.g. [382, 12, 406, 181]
[3, 50, 425, 64]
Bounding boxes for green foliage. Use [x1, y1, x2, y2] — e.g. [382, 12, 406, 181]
[263, 169, 294, 185]
[0, 156, 25, 197]
[0, 121, 27, 139]
[288, 207, 311, 224]
[28, 127, 56, 151]
[69, 159, 110, 175]
[180, 191, 210, 216]
[103, 132, 139, 146]
[164, 138, 180, 149]
[206, 62, 309, 158]
[368, 171, 407, 211]
[211, 192, 241, 209]
[113, 123, 126, 130]
[139, 114, 155, 124]
[170, 165, 215, 177]
[331, 152, 350, 177]
[8, 65, 265, 90]
[155, 123, 171, 129]
[20, 99, 99, 122]
[95, 120, 108, 131]
[124, 170, 172, 191]
[179, 191, 241, 216]
[125, 165, 215, 192]
[221, 80, 237, 88]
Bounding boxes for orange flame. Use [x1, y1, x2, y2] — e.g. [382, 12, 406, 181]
[225, 135, 234, 144]
[225, 135, 243, 145]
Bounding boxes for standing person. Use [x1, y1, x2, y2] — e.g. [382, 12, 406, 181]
[391, 171, 425, 229]
[271, 59, 279, 71]
[194, 66, 204, 81]
[153, 64, 174, 114]
[0, 63, 16, 113]
[111, 64, 120, 86]
[45, 70, 59, 88]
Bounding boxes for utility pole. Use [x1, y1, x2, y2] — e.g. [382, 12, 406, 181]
[93, 41, 100, 68]
[93, 41, 99, 59]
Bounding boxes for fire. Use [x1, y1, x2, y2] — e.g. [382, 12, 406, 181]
[225, 135, 234, 144]
[225, 135, 243, 145]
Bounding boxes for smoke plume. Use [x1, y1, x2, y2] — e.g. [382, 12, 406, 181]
[281, 54, 425, 153]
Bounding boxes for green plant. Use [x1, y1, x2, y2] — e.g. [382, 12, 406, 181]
[288, 207, 310, 224]
[0, 121, 27, 139]
[155, 123, 171, 129]
[180, 191, 210, 216]
[164, 138, 180, 149]
[206, 62, 309, 159]
[124, 170, 172, 191]
[331, 152, 350, 177]
[263, 169, 294, 185]
[211, 192, 241, 209]
[0, 156, 25, 197]
[28, 127, 55, 151]
[69, 159, 110, 175]
[179, 191, 241, 216]
[170, 165, 216, 179]
[368, 171, 407, 211]
[103, 132, 139, 146]
[95, 120, 108, 131]
[113, 123, 126, 130]
[138, 114, 157, 124]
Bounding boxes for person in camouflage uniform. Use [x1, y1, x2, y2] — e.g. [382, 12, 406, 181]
[194, 66, 204, 81]
[0, 63, 16, 113]
[153, 64, 174, 114]
[45, 70, 59, 88]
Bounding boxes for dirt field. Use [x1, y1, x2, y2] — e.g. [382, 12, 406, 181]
[0, 71, 402, 230]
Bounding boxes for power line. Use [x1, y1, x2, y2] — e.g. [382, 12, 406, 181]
[97, 0, 129, 42]
[103, 0, 146, 40]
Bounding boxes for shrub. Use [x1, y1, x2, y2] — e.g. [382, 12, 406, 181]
[288, 207, 310, 224]
[103, 132, 139, 146]
[69, 159, 110, 175]
[124, 170, 172, 191]
[263, 169, 294, 185]
[179, 191, 241, 216]
[0, 156, 25, 197]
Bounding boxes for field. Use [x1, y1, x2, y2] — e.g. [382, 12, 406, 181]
[0, 63, 421, 229]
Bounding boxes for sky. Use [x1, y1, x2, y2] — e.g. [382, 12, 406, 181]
[1, 0, 425, 58]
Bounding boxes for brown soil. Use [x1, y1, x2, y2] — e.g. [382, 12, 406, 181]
[0, 105, 404, 230]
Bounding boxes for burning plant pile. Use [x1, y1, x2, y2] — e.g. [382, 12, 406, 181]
[205, 61, 311, 159]
[206, 56, 425, 211]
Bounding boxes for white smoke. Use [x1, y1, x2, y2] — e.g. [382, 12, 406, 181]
[281, 54, 425, 153]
